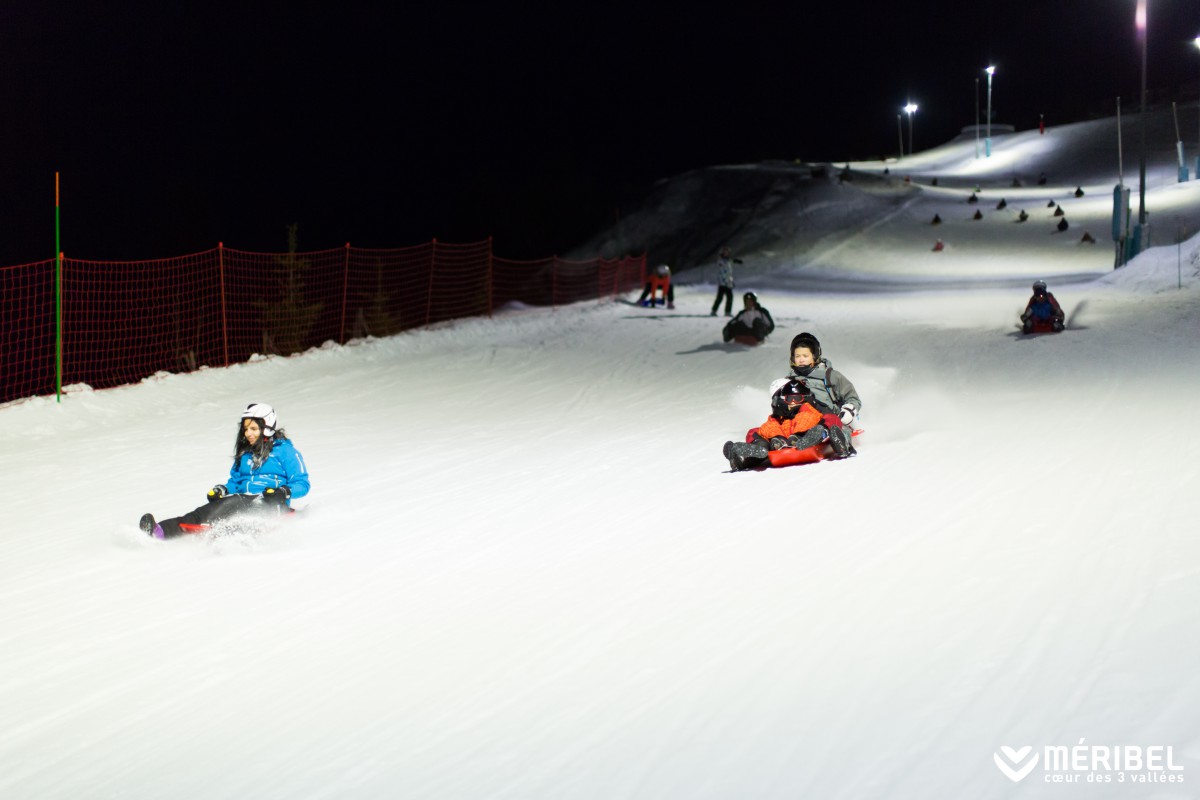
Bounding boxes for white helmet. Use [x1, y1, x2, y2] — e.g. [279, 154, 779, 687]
[241, 403, 277, 436]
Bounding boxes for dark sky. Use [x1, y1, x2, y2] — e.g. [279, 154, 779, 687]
[3, 1, 1199, 264]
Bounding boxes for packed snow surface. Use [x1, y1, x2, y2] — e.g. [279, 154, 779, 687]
[3, 115, 1200, 799]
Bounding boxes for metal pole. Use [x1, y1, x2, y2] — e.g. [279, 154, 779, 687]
[1137, 0, 1147, 224]
[986, 67, 995, 157]
[908, 112, 914, 155]
[1117, 97, 1124, 184]
[55, 173, 62, 403]
[897, 114, 903, 159]
[1194, 37, 1200, 172]
[975, 78, 980, 158]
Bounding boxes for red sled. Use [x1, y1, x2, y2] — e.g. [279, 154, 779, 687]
[1022, 319, 1063, 334]
[745, 426, 863, 467]
[732, 334, 763, 346]
[176, 507, 299, 535]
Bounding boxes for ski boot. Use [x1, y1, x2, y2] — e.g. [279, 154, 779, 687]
[139, 513, 165, 539]
[827, 426, 855, 459]
[723, 439, 769, 471]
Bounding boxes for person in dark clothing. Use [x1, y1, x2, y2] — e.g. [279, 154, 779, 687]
[1021, 280, 1065, 332]
[722, 292, 775, 343]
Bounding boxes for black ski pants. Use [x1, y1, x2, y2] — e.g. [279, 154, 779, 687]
[711, 286, 734, 315]
[158, 494, 280, 538]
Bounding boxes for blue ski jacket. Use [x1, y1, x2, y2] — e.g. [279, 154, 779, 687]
[223, 439, 310, 502]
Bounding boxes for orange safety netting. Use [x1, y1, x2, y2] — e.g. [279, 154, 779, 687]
[0, 242, 645, 405]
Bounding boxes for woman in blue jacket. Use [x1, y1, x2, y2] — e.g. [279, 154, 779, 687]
[140, 403, 310, 539]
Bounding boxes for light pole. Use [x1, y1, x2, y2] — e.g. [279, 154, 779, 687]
[985, 66, 996, 157]
[1193, 36, 1200, 178]
[1137, 0, 1147, 226]
[897, 114, 903, 159]
[904, 102, 918, 156]
[975, 78, 980, 158]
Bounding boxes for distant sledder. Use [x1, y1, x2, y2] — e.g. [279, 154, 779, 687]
[722, 332, 862, 471]
[637, 264, 675, 309]
[722, 292, 775, 345]
[1021, 280, 1065, 334]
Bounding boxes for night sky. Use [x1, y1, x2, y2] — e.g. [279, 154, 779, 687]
[3, 1, 1199, 265]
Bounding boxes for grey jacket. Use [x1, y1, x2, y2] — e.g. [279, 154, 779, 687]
[788, 358, 861, 419]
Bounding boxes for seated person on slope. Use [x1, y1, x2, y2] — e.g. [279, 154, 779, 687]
[1021, 280, 1065, 332]
[722, 291, 775, 343]
[139, 403, 311, 539]
[722, 379, 829, 471]
[784, 331, 860, 458]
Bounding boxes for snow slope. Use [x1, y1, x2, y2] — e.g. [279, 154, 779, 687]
[2, 115, 1200, 799]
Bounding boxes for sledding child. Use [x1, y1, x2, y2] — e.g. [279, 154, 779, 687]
[1021, 280, 1065, 333]
[722, 291, 775, 343]
[785, 331, 861, 458]
[139, 403, 311, 539]
[722, 379, 830, 471]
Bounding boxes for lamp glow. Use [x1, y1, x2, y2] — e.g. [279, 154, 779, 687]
[903, 103, 918, 156]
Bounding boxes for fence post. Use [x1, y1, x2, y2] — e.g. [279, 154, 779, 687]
[487, 236, 494, 317]
[340, 242, 350, 343]
[56, 251, 64, 401]
[426, 238, 437, 326]
[218, 242, 230, 366]
[55, 173, 62, 402]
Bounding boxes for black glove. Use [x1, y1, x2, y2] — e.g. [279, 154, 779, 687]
[262, 486, 291, 506]
[207, 484, 228, 502]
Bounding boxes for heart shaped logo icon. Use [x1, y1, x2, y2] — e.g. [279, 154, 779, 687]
[994, 745, 1038, 782]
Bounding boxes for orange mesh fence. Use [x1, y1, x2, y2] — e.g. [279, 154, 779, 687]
[0, 242, 644, 405]
[62, 250, 225, 390]
[1, 259, 57, 402]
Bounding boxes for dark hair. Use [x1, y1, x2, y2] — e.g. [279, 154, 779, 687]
[233, 419, 288, 468]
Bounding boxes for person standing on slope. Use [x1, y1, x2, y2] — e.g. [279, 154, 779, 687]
[710, 246, 741, 316]
[139, 403, 311, 539]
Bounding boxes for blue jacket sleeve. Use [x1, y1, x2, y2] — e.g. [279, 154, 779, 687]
[224, 457, 243, 495]
[279, 444, 311, 500]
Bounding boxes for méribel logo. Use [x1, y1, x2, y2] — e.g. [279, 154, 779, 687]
[995, 745, 1039, 782]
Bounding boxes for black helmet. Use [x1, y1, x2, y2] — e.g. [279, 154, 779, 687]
[771, 379, 812, 420]
[743, 291, 758, 305]
[1032, 280, 1047, 294]
[790, 331, 822, 363]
